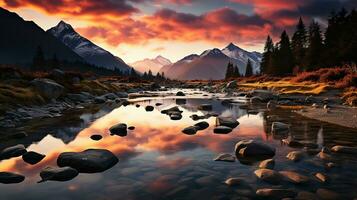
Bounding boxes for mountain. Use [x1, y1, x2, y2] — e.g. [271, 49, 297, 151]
[161, 43, 262, 80]
[0, 7, 83, 65]
[130, 55, 171, 74]
[47, 21, 131, 72]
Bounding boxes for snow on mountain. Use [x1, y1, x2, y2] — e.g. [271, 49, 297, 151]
[130, 55, 172, 74]
[47, 21, 131, 72]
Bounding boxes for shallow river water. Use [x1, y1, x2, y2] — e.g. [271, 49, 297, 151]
[1, 89, 357, 199]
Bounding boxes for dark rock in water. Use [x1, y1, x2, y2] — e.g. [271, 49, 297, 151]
[271, 122, 289, 134]
[136, 104, 140, 108]
[22, 151, 45, 165]
[109, 123, 127, 137]
[225, 178, 242, 186]
[90, 134, 102, 141]
[176, 91, 185, 96]
[282, 139, 304, 148]
[38, 166, 78, 183]
[57, 149, 119, 173]
[170, 114, 182, 120]
[286, 151, 305, 162]
[214, 153, 235, 162]
[198, 104, 212, 111]
[235, 140, 275, 158]
[194, 121, 209, 130]
[216, 117, 239, 128]
[331, 145, 357, 154]
[94, 96, 106, 104]
[122, 100, 130, 106]
[128, 126, 135, 130]
[0, 172, 25, 184]
[155, 103, 162, 106]
[190, 114, 206, 121]
[0, 144, 27, 160]
[249, 90, 275, 102]
[176, 99, 187, 105]
[256, 188, 296, 199]
[161, 106, 182, 115]
[214, 126, 232, 134]
[145, 105, 154, 112]
[182, 126, 197, 135]
[250, 96, 264, 104]
[254, 169, 282, 184]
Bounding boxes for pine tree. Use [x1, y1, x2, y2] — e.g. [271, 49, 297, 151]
[275, 30, 295, 75]
[261, 35, 274, 74]
[233, 65, 240, 77]
[148, 70, 153, 80]
[142, 72, 148, 79]
[225, 62, 234, 79]
[305, 20, 323, 71]
[291, 17, 307, 70]
[130, 67, 138, 77]
[245, 59, 253, 77]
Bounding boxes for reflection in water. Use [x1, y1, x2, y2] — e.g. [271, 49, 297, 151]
[1, 93, 357, 199]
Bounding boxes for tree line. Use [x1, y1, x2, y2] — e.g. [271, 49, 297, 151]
[261, 8, 357, 76]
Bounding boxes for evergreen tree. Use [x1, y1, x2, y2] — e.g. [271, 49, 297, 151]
[291, 17, 307, 69]
[161, 72, 166, 80]
[275, 30, 295, 75]
[305, 20, 323, 71]
[142, 72, 148, 79]
[130, 67, 138, 77]
[233, 65, 240, 77]
[261, 35, 274, 74]
[245, 59, 253, 77]
[148, 70, 153, 79]
[225, 62, 234, 79]
[32, 46, 45, 71]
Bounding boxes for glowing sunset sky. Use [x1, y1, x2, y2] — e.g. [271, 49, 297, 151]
[0, 0, 356, 62]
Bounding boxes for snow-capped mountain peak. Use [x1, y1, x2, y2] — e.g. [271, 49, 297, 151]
[200, 48, 224, 57]
[130, 55, 172, 74]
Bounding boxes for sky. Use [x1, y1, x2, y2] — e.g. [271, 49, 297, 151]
[1, 0, 356, 63]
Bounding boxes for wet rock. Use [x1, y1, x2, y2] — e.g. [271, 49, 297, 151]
[161, 106, 183, 115]
[254, 169, 282, 184]
[256, 188, 296, 199]
[267, 100, 277, 109]
[194, 121, 209, 130]
[315, 172, 328, 183]
[176, 91, 185, 96]
[116, 92, 129, 98]
[182, 126, 197, 135]
[225, 177, 242, 186]
[213, 126, 232, 134]
[145, 105, 154, 112]
[121, 100, 130, 106]
[94, 96, 106, 104]
[0, 172, 25, 184]
[250, 96, 264, 104]
[279, 171, 309, 184]
[57, 149, 119, 173]
[11, 131, 28, 139]
[216, 117, 239, 128]
[331, 145, 357, 154]
[249, 90, 275, 102]
[271, 122, 289, 134]
[170, 114, 182, 120]
[259, 159, 275, 169]
[235, 140, 275, 158]
[103, 93, 118, 100]
[135, 104, 140, 108]
[282, 138, 304, 148]
[128, 126, 135, 130]
[22, 151, 45, 165]
[296, 191, 318, 200]
[155, 103, 162, 106]
[214, 153, 236, 162]
[109, 123, 127, 137]
[198, 104, 212, 111]
[317, 148, 332, 160]
[326, 162, 337, 169]
[90, 134, 102, 141]
[286, 151, 305, 162]
[31, 78, 64, 99]
[0, 144, 27, 160]
[316, 189, 340, 200]
[38, 166, 78, 183]
[226, 81, 237, 89]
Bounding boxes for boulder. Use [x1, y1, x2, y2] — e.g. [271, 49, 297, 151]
[315, 172, 328, 183]
[194, 121, 209, 130]
[213, 126, 232, 134]
[331, 145, 357, 154]
[254, 169, 282, 184]
[235, 140, 275, 158]
[249, 90, 275, 102]
[145, 105, 154, 112]
[22, 151, 45, 165]
[286, 151, 305, 162]
[271, 122, 289, 134]
[214, 153, 236, 162]
[31, 78, 64, 99]
[259, 159, 275, 169]
[161, 106, 183, 115]
[279, 171, 309, 184]
[170, 114, 182, 120]
[225, 177, 242, 186]
[57, 149, 118, 173]
[182, 126, 197, 135]
[38, 166, 78, 183]
[256, 188, 296, 199]
[90, 134, 102, 141]
[176, 91, 185, 96]
[109, 123, 127, 137]
[0, 144, 27, 160]
[0, 172, 25, 184]
[197, 104, 212, 111]
[215, 117, 239, 128]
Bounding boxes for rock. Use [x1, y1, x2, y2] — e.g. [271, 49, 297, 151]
[90, 134, 102, 141]
[315, 172, 328, 183]
[282, 138, 303, 148]
[0, 144, 27, 160]
[67, 93, 89, 103]
[38, 166, 78, 183]
[213, 126, 232, 134]
[103, 93, 118, 100]
[271, 122, 289, 134]
[279, 171, 309, 184]
[249, 90, 275, 102]
[331, 145, 357, 154]
[176, 91, 185, 96]
[170, 114, 182, 120]
[326, 162, 337, 169]
[31, 78, 64, 99]
[317, 148, 332, 160]
[254, 169, 282, 184]
[109, 123, 127, 137]
[94, 96, 106, 104]
[0, 172, 25, 184]
[116, 92, 129, 98]
[135, 104, 140, 108]
[225, 177, 242, 186]
[214, 153, 235, 162]
[259, 159, 275, 169]
[50, 69, 65, 78]
[250, 96, 264, 104]
[256, 188, 296, 199]
[267, 100, 277, 109]
[161, 106, 183, 115]
[226, 81, 237, 89]
[176, 99, 187, 105]
[57, 149, 119, 173]
[296, 191, 318, 200]
[145, 105, 154, 112]
[316, 189, 340, 200]
[182, 126, 197, 135]
[121, 100, 130, 106]
[128, 126, 135, 130]
[286, 151, 305, 162]
[215, 117, 239, 128]
[194, 121, 209, 130]
[22, 151, 45, 165]
[235, 140, 275, 157]
[155, 103, 162, 106]
[197, 104, 212, 111]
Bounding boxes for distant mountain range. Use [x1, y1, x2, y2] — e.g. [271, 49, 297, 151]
[130, 55, 171, 74]
[47, 21, 131, 72]
[159, 43, 262, 80]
